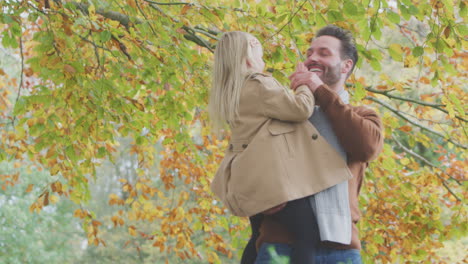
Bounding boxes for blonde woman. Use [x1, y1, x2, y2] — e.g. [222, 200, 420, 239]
[209, 31, 352, 264]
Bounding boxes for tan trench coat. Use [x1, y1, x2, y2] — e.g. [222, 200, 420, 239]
[211, 73, 353, 217]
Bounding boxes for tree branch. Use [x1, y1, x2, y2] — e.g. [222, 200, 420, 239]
[391, 135, 462, 185]
[72, 2, 140, 28]
[143, 0, 193, 6]
[367, 96, 467, 149]
[267, 0, 308, 41]
[392, 135, 462, 202]
[366, 86, 467, 123]
[12, 35, 24, 126]
[144, 2, 215, 52]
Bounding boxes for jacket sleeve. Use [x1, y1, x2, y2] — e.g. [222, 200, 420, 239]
[314, 84, 384, 162]
[254, 75, 315, 122]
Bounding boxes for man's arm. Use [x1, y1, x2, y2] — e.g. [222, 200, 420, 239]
[314, 84, 383, 162]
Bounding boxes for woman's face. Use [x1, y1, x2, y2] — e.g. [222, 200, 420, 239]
[248, 37, 265, 72]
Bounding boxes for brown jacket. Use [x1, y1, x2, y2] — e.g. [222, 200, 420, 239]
[257, 84, 384, 250]
[211, 74, 353, 217]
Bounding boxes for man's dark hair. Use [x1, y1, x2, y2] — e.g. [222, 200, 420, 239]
[316, 25, 358, 77]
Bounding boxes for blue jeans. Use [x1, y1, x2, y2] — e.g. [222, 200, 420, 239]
[255, 243, 362, 264]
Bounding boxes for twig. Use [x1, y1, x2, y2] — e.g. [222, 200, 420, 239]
[72, 2, 142, 28]
[392, 135, 462, 185]
[366, 86, 467, 123]
[143, 0, 193, 6]
[392, 135, 462, 201]
[146, 2, 215, 52]
[267, 0, 308, 41]
[367, 96, 467, 149]
[12, 35, 25, 125]
[136, 0, 159, 37]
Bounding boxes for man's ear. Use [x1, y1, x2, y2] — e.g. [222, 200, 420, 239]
[341, 59, 353, 74]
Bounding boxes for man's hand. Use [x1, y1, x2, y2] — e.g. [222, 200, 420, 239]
[289, 63, 324, 93]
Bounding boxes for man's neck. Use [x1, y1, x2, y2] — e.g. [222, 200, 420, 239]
[327, 83, 345, 94]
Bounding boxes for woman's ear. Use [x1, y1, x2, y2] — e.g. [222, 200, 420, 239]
[246, 58, 252, 68]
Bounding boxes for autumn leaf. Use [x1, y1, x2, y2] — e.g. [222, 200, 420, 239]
[25, 184, 34, 193]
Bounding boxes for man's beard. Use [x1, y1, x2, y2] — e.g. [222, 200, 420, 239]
[320, 62, 341, 86]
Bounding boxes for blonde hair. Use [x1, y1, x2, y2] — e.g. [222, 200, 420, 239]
[209, 31, 260, 130]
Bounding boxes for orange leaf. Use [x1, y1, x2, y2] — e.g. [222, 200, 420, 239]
[126, 0, 137, 9]
[63, 64, 76, 74]
[398, 125, 412, 132]
[180, 4, 191, 15]
[26, 184, 34, 193]
[43, 191, 49, 206]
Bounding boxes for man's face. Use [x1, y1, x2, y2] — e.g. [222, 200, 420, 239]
[304, 36, 345, 86]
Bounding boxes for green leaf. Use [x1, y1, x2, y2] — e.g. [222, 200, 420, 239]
[388, 44, 403, 61]
[370, 59, 382, 71]
[412, 46, 424, 57]
[327, 10, 344, 22]
[387, 11, 400, 24]
[353, 82, 366, 101]
[448, 94, 465, 117]
[399, 4, 411, 20]
[97, 147, 107, 158]
[65, 145, 77, 162]
[99, 30, 111, 43]
[343, 1, 358, 17]
[13, 97, 27, 116]
[456, 24, 468, 36]
[431, 70, 439, 87]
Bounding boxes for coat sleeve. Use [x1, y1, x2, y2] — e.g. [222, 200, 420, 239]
[253, 75, 315, 122]
[314, 84, 384, 162]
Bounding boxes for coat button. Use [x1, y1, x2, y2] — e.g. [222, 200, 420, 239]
[312, 133, 318, 140]
[242, 144, 248, 149]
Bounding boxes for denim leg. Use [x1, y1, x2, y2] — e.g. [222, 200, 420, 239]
[254, 243, 292, 264]
[255, 243, 362, 264]
[319, 248, 362, 264]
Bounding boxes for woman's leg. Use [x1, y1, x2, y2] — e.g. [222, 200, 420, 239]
[272, 197, 320, 264]
[241, 213, 264, 264]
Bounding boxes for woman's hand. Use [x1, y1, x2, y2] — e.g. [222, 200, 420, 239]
[289, 62, 323, 93]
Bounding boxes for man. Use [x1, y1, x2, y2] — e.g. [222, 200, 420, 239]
[253, 25, 384, 263]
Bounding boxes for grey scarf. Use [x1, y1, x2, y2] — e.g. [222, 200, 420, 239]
[308, 89, 352, 244]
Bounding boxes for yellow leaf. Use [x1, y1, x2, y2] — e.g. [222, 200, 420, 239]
[401, 157, 410, 166]
[50, 194, 59, 204]
[50, 164, 60, 176]
[29, 204, 36, 213]
[404, 54, 418, 68]
[129, 226, 136, 236]
[88, 4, 96, 18]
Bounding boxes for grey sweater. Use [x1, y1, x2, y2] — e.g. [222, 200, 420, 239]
[308, 90, 351, 244]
